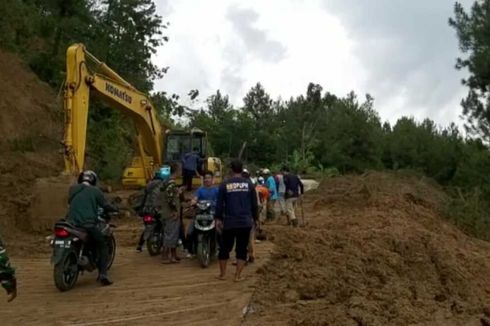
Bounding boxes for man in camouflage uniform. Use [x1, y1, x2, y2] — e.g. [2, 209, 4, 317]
[0, 237, 16, 302]
[135, 168, 170, 252]
[160, 163, 183, 264]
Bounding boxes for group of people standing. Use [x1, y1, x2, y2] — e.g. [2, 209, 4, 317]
[136, 157, 305, 282]
[250, 166, 305, 227]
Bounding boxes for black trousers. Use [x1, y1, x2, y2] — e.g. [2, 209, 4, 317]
[183, 169, 195, 191]
[218, 227, 251, 261]
[137, 231, 145, 248]
[83, 226, 109, 275]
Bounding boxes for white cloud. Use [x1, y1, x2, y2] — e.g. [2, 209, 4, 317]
[153, 0, 469, 127]
[320, 0, 473, 126]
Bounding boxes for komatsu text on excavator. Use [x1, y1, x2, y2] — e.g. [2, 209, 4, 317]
[62, 43, 222, 187]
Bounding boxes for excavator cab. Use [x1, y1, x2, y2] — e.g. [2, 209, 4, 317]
[122, 128, 222, 188]
[164, 128, 222, 187]
[164, 128, 206, 163]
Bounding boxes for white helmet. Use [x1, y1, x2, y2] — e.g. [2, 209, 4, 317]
[262, 168, 271, 175]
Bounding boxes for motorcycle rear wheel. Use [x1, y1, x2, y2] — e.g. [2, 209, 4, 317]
[147, 231, 162, 256]
[53, 249, 79, 292]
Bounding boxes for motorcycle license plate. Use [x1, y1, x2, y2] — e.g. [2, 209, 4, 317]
[54, 240, 71, 248]
[196, 214, 213, 221]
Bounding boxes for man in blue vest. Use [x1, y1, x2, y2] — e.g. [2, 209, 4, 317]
[215, 159, 258, 282]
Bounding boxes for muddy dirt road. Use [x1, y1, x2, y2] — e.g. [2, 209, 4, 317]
[1, 223, 272, 326]
[1, 180, 316, 325]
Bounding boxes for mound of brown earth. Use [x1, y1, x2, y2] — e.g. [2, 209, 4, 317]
[0, 49, 62, 252]
[245, 171, 490, 326]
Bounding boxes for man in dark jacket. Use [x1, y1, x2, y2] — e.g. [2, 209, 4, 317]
[215, 159, 258, 282]
[67, 170, 118, 286]
[283, 166, 304, 227]
[181, 147, 201, 191]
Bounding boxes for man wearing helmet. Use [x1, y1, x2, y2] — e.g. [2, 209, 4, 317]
[136, 167, 171, 252]
[0, 237, 16, 302]
[241, 168, 253, 183]
[67, 170, 119, 286]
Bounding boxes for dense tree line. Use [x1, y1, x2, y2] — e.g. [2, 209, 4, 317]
[188, 83, 486, 185]
[187, 82, 490, 238]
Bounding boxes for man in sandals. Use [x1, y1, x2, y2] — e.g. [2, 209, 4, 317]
[215, 159, 258, 282]
[160, 163, 183, 264]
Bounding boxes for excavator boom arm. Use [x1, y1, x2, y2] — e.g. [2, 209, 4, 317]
[63, 43, 163, 179]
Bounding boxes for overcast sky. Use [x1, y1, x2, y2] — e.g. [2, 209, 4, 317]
[153, 0, 472, 126]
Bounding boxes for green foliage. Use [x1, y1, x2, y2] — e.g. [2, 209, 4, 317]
[314, 92, 383, 173]
[450, 1, 490, 140]
[86, 109, 133, 180]
[0, 0, 174, 181]
[446, 188, 490, 241]
[91, 0, 167, 92]
[287, 149, 314, 174]
[0, 0, 39, 52]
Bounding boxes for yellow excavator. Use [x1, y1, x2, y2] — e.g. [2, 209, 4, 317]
[62, 43, 222, 187]
[29, 43, 222, 231]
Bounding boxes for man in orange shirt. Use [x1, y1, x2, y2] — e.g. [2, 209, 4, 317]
[246, 177, 269, 263]
[255, 177, 269, 222]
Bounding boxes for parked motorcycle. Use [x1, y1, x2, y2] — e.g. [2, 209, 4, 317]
[50, 210, 117, 291]
[192, 200, 217, 268]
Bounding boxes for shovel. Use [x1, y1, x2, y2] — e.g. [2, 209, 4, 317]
[255, 219, 267, 241]
[299, 196, 306, 227]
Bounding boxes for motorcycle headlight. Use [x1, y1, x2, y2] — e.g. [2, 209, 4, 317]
[197, 201, 211, 210]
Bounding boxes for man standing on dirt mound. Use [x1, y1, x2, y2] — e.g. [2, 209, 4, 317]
[283, 166, 304, 227]
[68, 170, 119, 286]
[215, 159, 258, 282]
[263, 169, 278, 221]
[0, 237, 16, 302]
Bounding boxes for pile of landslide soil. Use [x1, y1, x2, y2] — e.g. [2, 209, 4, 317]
[0, 49, 62, 253]
[246, 171, 490, 326]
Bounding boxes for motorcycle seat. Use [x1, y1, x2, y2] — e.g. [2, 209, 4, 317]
[55, 221, 88, 241]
